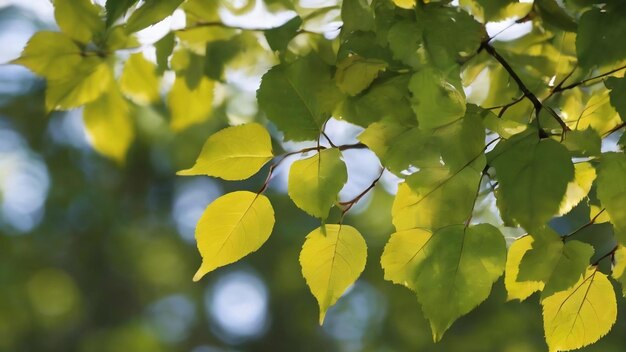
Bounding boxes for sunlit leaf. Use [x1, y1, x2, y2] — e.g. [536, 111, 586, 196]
[120, 53, 160, 104]
[193, 191, 275, 281]
[288, 148, 347, 219]
[558, 162, 596, 216]
[409, 66, 466, 129]
[335, 55, 387, 96]
[125, 0, 185, 33]
[611, 246, 626, 296]
[178, 123, 274, 180]
[380, 228, 432, 290]
[504, 236, 544, 301]
[54, 0, 103, 43]
[168, 76, 214, 131]
[45, 58, 113, 111]
[83, 87, 134, 163]
[542, 268, 616, 352]
[596, 153, 626, 244]
[13, 32, 83, 80]
[300, 224, 367, 324]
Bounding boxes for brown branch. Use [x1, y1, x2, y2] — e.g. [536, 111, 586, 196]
[481, 42, 570, 136]
[562, 208, 606, 240]
[602, 122, 626, 138]
[593, 245, 619, 267]
[339, 167, 385, 216]
[553, 64, 626, 93]
[257, 143, 367, 194]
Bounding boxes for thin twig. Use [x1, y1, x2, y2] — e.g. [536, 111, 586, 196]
[553, 64, 626, 93]
[592, 245, 619, 266]
[339, 167, 385, 217]
[562, 208, 606, 240]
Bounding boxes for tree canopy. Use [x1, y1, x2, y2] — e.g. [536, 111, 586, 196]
[8, 0, 626, 350]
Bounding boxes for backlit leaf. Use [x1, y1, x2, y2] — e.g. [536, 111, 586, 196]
[381, 228, 432, 290]
[125, 0, 184, 33]
[288, 148, 348, 219]
[178, 123, 274, 180]
[490, 132, 574, 231]
[414, 224, 506, 341]
[54, 0, 103, 43]
[558, 162, 596, 216]
[335, 55, 387, 96]
[13, 32, 83, 80]
[504, 236, 544, 301]
[193, 191, 275, 281]
[168, 76, 214, 131]
[45, 58, 113, 111]
[596, 153, 626, 244]
[83, 87, 134, 163]
[542, 268, 616, 352]
[120, 53, 160, 104]
[300, 224, 367, 324]
[409, 67, 466, 129]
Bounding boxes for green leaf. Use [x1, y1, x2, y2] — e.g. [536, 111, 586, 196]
[120, 53, 160, 104]
[576, 3, 626, 69]
[518, 227, 594, 297]
[558, 162, 596, 216]
[490, 132, 574, 231]
[168, 76, 214, 131]
[54, 0, 103, 43]
[264, 16, 302, 52]
[125, 0, 184, 33]
[105, 0, 138, 27]
[414, 224, 506, 341]
[341, 0, 375, 33]
[596, 153, 626, 244]
[177, 123, 274, 180]
[504, 236, 544, 301]
[103, 25, 140, 51]
[46, 58, 113, 111]
[606, 76, 626, 122]
[288, 148, 348, 219]
[460, 0, 532, 23]
[204, 38, 242, 81]
[561, 128, 602, 157]
[535, 0, 577, 32]
[542, 268, 616, 352]
[409, 66, 466, 129]
[380, 228, 432, 290]
[341, 74, 415, 127]
[83, 87, 134, 163]
[335, 55, 387, 96]
[193, 191, 275, 281]
[611, 246, 626, 296]
[154, 32, 175, 73]
[300, 224, 367, 324]
[257, 55, 340, 141]
[13, 32, 83, 80]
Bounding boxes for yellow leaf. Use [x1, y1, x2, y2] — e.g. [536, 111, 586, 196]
[46, 58, 113, 111]
[590, 205, 611, 224]
[54, 0, 103, 43]
[120, 53, 160, 104]
[542, 268, 617, 352]
[504, 236, 544, 301]
[83, 87, 134, 163]
[300, 224, 367, 324]
[13, 32, 83, 80]
[393, 0, 416, 9]
[380, 228, 432, 290]
[177, 123, 274, 180]
[558, 162, 596, 215]
[335, 55, 387, 96]
[168, 76, 214, 131]
[193, 191, 274, 281]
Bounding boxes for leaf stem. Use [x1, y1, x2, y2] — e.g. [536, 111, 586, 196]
[562, 208, 606, 240]
[339, 167, 385, 217]
[553, 64, 626, 93]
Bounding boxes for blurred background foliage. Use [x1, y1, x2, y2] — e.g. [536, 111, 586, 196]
[1, 0, 625, 351]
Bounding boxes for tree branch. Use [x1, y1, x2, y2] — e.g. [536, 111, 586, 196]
[339, 167, 385, 216]
[481, 42, 570, 136]
[553, 64, 626, 93]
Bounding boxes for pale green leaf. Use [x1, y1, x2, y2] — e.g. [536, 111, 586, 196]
[54, 0, 103, 43]
[409, 67, 466, 129]
[414, 224, 506, 341]
[300, 224, 367, 324]
[504, 236, 544, 301]
[257, 55, 341, 141]
[341, 0, 375, 33]
[288, 148, 347, 219]
[335, 55, 387, 96]
[120, 53, 160, 104]
[13, 32, 83, 80]
[542, 268, 616, 352]
[45, 58, 113, 111]
[561, 129, 602, 157]
[490, 132, 574, 231]
[596, 153, 626, 244]
[193, 191, 275, 281]
[380, 228, 432, 290]
[168, 76, 214, 132]
[83, 87, 134, 163]
[178, 123, 274, 180]
[125, 0, 184, 33]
